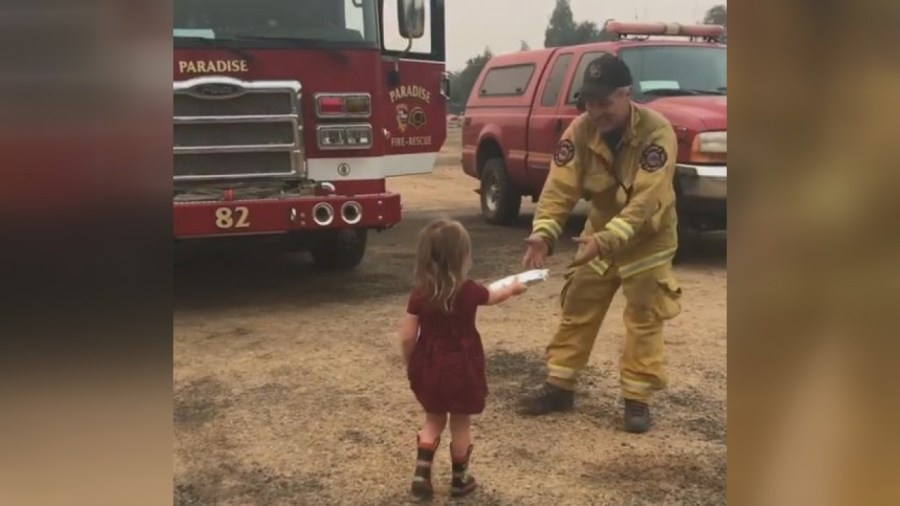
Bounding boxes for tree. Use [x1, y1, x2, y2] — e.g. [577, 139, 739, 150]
[544, 0, 615, 47]
[574, 21, 601, 43]
[520, 40, 531, 51]
[703, 4, 726, 25]
[575, 20, 616, 43]
[596, 18, 617, 42]
[447, 47, 493, 114]
[703, 5, 727, 42]
[544, 0, 578, 47]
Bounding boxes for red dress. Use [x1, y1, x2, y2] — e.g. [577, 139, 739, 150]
[406, 279, 490, 414]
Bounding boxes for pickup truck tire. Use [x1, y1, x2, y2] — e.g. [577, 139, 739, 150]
[310, 228, 368, 270]
[480, 158, 521, 225]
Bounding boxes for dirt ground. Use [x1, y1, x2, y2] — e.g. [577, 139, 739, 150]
[174, 130, 727, 505]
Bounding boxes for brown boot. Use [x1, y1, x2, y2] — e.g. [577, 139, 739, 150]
[449, 444, 477, 498]
[411, 435, 440, 499]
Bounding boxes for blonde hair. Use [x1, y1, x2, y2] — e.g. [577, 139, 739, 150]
[413, 218, 472, 313]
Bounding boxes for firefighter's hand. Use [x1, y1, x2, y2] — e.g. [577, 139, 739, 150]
[568, 236, 603, 268]
[522, 234, 549, 269]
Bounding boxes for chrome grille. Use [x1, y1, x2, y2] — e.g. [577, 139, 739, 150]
[173, 77, 303, 182]
[174, 121, 296, 147]
[173, 93, 293, 116]
[174, 152, 295, 178]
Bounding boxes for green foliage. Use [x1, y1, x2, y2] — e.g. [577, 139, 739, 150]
[703, 5, 727, 26]
[544, 0, 615, 47]
[544, 0, 578, 47]
[447, 47, 493, 114]
[703, 5, 727, 42]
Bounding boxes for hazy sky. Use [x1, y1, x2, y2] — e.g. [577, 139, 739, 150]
[437, 0, 726, 70]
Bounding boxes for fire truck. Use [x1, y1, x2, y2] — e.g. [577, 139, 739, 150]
[462, 21, 726, 239]
[173, 0, 447, 269]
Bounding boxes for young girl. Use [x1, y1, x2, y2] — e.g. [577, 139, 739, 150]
[399, 218, 527, 499]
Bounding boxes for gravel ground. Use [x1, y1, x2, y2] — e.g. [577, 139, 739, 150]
[174, 131, 727, 505]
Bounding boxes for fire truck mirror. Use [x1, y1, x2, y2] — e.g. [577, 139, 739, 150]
[397, 0, 425, 39]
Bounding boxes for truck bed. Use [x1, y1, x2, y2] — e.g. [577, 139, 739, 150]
[461, 49, 556, 186]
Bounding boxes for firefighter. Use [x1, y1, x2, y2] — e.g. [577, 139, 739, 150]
[519, 53, 683, 433]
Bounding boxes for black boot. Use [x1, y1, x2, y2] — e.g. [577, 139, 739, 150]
[411, 435, 440, 498]
[623, 399, 651, 433]
[517, 382, 575, 415]
[449, 444, 476, 498]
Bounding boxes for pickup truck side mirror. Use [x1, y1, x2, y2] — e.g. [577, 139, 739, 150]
[398, 0, 426, 39]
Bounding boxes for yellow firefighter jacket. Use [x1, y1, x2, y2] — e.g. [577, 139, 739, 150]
[532, 104, 679, 278]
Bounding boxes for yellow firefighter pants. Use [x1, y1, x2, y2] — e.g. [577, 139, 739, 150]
[545, 262, 682, 402]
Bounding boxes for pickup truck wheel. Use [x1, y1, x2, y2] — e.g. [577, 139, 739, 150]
[480, 158, 521, 225]
[310, 228, 368, 271]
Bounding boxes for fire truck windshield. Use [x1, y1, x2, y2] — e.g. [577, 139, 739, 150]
[173, 0, 379, 47]
[619, 46, 726, 100]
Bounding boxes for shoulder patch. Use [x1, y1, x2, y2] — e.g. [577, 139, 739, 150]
[554, 139, 575, 166]
[639, 144, 668, 172]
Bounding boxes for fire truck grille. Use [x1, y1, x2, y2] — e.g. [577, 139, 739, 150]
[174, 152, 294, 178]
[173, 93, 292, 116]
[174, 122, 296, 147]
[173, 79, 303, 182]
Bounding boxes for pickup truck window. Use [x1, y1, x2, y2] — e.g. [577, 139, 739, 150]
[566, 51, 608, 104]
[619, 46, 727, 99]
[480, 64, 535, 97]
[540, 53, 573, 107]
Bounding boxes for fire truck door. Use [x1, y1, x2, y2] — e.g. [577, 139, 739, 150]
[379, 0, 447, 177]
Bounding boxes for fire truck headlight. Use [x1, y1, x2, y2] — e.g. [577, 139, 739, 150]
[344, 126, 372, 147]
[317, 125, 372, 150]
[689, 131, 726, 163]
[696, 131, 726, 153]
[318, 127, 345, 148]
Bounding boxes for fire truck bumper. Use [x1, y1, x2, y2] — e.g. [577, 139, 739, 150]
[676, 164, 726, 201]
[675, 164, 726, 230]
[174, 192, 401, 239]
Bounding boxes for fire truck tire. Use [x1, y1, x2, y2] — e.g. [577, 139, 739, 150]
[310, 228, 368, 270]
[480, 158, 521, 225]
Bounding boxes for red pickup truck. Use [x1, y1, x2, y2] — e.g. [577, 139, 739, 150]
[461, 22, 726, 238]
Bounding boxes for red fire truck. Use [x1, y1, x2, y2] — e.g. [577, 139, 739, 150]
[173, 0, 447, 269]
[462, 21, 726, 239]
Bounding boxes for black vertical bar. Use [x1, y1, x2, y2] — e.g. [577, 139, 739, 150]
[432, 0, 446, 63]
